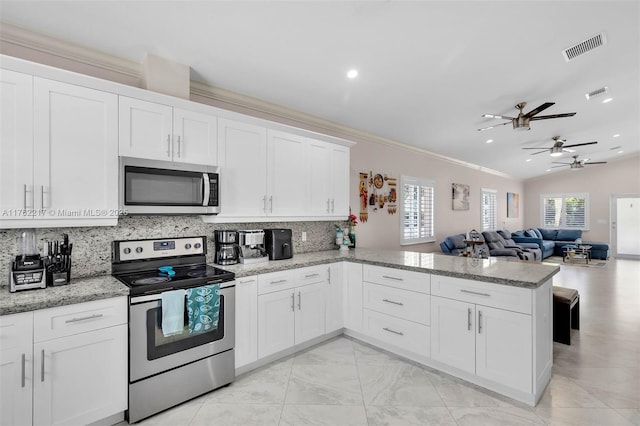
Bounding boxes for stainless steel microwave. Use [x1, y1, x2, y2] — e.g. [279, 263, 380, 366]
[119, 157, 220, 215]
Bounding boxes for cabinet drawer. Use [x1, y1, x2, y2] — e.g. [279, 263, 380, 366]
[33, 297, 127, 342]
[295, 265, 329, 286]
[363, 309, 430, 357]
[257, 270, 295, 295]
[363, 265, 430, 294]
[363, 283, 430, 325]
[431, 275, 532, 315]
[0, 311, 33, 350]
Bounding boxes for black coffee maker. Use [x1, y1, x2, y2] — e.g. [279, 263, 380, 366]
[214, 230, 240, 265]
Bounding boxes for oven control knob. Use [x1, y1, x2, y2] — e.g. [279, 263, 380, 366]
[194, 243, 202, 249]
[135, 247, 143, 254]
[123, 248, 131, 255]
[185, 243, 192, 250]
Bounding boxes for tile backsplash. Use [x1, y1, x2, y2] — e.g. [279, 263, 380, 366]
[0, 216, 346, 286]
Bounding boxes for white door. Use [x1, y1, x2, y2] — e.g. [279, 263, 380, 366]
[611, 194, 640, 259]
[343, 262, 363, 332]
[173, 107, 217, 165]
[0, 70, 34, 219]
[217, 118, 268, 217]
[118, 96, 173, 161]
[294, 282, 326, 345]
[267, 130, 307, 216]
[330, 144, 350, 217]
[33, 78, 118, 218]
[475, 306, 532, 393]
[326, 263, 344, 333]
[430, 296, 475, 374]
[257, 290, 295, 358]
[307, 138, 332, 216]
[33, 325, 127, 426]
[235, 276, 258, 368]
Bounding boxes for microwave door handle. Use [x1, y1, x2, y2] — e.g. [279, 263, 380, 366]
[202, 174, 210, 206]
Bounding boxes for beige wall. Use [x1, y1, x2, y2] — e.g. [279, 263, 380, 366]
[349, 140, 525, 253]
[523, 154, 640, 243]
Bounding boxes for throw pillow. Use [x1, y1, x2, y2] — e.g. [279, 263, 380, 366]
[532, 228, 543, 239]
[525, 229, 538, 239]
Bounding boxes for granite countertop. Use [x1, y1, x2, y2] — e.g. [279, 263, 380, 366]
[221, 248, 560, 289]
[0, 275, 129, 316]
[1, 248, 559, 317]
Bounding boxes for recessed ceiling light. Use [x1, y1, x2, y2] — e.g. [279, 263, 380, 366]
[486, 139, 493, 144]
[526, 159, 532, 162]
[602, 97, 613, 103]
[613, 133, 620, 138]
[346, 69, 358, 79]
[546, 169, 551, 172]
[618, 150, 624, 154]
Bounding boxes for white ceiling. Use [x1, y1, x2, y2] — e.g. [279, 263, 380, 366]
[2, 1, 638, 179]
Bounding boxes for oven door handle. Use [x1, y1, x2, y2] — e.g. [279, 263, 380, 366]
[130, 281, 235, 304]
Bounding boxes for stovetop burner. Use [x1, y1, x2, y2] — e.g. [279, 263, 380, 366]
[132, 276, 172, 285]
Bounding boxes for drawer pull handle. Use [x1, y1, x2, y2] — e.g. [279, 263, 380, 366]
[270, 279, 287, 285]
[382, 298, 404, 306]
[382, 275, 403, 281]
[21, 354, 26, 388]
[239, 279, 254, 284]
[382, 327, 404, 336]
[467, 308, 472, 331]
[305, 273, 319, 278]
[65, 313, 104, 323]
[460, 289, 491, 297]
[41, 349, 45, 382]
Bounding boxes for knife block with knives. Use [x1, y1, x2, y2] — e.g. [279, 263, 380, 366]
[45, 233, 72, 286]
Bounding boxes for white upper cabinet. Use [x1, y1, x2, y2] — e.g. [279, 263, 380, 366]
[329, 143, 350, 217]
[306, 138, 349, 218]
[119, 96, 217, 165]
[1, 73, 118, 228]
[267, 130, 307, 216]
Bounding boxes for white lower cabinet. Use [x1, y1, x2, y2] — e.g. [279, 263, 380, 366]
[257, 268, 326, 359]
[234, 276, 258, 369]
[430, 275, 534, 394]
[325, 263, 344, 333]
[343, 263, 363, 332]
[0, 297, 127, 426]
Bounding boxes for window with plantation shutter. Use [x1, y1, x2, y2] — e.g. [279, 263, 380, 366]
[400, 176, 436, 245]
[481, 188, 497, 231]
[541, 193, 589, 229]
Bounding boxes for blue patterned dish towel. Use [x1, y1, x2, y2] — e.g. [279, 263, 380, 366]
[186, 284, 221, 334]
[161, 289, 187, 337]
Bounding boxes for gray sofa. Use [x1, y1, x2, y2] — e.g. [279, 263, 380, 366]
[440, 232, 524, 259]
[482, 230, 540, 261]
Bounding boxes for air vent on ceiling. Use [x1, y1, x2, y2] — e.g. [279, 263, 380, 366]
[585, 86, 609, 100]
[563, 32, 607, 62]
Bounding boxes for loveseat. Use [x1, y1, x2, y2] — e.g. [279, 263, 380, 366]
[511, 228, 610, 260]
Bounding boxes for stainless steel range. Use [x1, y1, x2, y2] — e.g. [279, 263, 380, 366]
[112, 236, 235, 423]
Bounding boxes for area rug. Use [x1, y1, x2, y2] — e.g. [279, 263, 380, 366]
[543, 256, 607, 268]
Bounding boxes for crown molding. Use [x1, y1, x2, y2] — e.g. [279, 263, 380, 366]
[0, 22, 140, 78]
[1, 22, 515, 180]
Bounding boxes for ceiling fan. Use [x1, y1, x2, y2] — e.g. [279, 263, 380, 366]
[551, 155, 607, 170]
[523, 136, 597, 157]
[478, 102, 576, 131]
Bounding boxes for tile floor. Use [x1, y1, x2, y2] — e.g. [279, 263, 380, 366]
[125, 258, 639, 425]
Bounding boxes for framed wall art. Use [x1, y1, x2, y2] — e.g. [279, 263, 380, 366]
[452, 183, 470, 210]
[507, 192, 520, 218]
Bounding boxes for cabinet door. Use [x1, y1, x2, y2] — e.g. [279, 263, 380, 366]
[294, 282, 326, 345]
[257, 289, 295, 359]
[0, 312, 33, 426]
[0, 70, 33, 218]
[430, 296, 475, 374]
[306, 138, 332, 216]
[217, 118, 268, 217]
[267, 130, 307, 216]
[329, 144, 350, 216]
[119, 96, 173, 161]
[235, 276, 258, 368]
[173, 107, 217, 165]
[343, 262, 363, 332]
[33, 78, 118, 217]
[33, 325, 127, 426]
[476, 305, 532, 393]
[326, 263, 344, 333]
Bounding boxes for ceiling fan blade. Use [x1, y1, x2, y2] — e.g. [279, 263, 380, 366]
[523, 102, 554, 118]
[551, 165, 567, 168]
[551, 161, 571, 165]
[530, 112, 577, 120]
[584, 161, 607, 165]
[529, 150, 550, 155]
[522, 147, 551, 149]
[477, 121, 511, 131]
[563, 141, 598, 148]
[482, 114, 516, 120]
